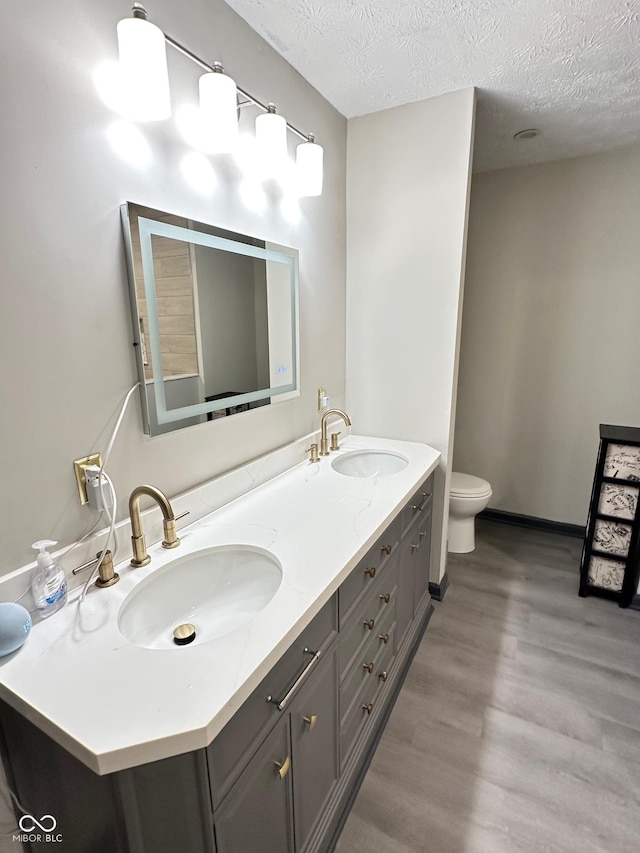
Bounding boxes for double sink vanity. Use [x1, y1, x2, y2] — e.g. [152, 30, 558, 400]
[0, 433, 439, 853]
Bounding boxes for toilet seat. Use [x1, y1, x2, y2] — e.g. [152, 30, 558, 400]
[450, 472, 492, 499]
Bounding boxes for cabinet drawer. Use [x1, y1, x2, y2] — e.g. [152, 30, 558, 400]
[208, 595, 337, 807]
[400, 475, 433, 537]
[339, 515, 400, 626]
[339, 624, 396, 766]
[338, 554, 399, 682]
[339, 603, 395, 718]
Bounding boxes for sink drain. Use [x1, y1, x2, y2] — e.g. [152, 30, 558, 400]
[173, 623, 196, 646]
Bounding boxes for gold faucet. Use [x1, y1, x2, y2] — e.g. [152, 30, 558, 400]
[128, 485, 187, 567]
[320, 408, 352, 456]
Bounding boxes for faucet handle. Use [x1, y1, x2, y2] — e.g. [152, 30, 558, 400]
[72, 550, 119, 588]
[306, 444, 320, 463]
[330, 432, 341, 451]
[162, 511, 189, 550]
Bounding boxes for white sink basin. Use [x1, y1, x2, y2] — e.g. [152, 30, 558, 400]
[118, 546, 282, 650]
[331, 450, 409, 478]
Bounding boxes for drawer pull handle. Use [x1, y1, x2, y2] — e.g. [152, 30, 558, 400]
[419, 531, 427, 540]
[381, 544, 392, 555]
[303, 714, 318, 731]
[378, 670, 388, 682]
[266, 648, 321, 711]
[274, 756, 291, 779]
[364, 566, 376, 578]
[380, 592, 391, 604]
[411, 542, 421, 551]
[363, 661, 374, 674]
[364, 619, 375, 630]
[362, 703, 373, 715]
[379, 633, 389, 644]
[411, 493, 430, 513]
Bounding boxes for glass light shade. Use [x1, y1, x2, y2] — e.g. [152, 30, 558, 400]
[198, 71, 238, 153]
[255, 110, 288, 180]
[296, 139, 323, 196]
[116, 16, 171, 121]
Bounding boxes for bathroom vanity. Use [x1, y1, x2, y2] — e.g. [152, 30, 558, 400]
[0, 436, 438, 853]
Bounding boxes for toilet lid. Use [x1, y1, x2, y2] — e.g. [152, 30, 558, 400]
[450, 472, 492, 498]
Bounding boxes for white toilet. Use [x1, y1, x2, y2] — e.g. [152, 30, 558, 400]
[448, 472, 492, 553]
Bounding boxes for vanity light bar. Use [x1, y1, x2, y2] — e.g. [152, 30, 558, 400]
[129, 4, 313, 142]
[161, 31, 310, 143]
[117, 5, 323, 194]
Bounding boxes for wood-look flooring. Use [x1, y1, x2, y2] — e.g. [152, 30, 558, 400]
[335, 520, 640, 853]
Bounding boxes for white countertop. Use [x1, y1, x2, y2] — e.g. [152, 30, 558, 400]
[0, 435, 439, 775]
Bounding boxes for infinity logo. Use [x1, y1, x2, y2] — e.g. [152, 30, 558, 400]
[19, 814, 57, 832]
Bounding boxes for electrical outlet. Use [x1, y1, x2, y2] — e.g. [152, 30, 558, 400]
[73, 453, 102, 506]
[318, 387, 329, 411]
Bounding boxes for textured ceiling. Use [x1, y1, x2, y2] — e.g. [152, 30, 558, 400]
[224, 0, 640, 171]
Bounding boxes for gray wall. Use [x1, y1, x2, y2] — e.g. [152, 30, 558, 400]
[346, 89, 476, 582]
[454, 143, 640, 526]
[0, 0, 346, 576]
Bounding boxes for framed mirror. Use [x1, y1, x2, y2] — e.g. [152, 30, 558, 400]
[121, 203, 299, 436]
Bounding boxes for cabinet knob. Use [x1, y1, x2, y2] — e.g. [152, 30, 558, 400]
[378, 670, 388, 682]
[363, 618, 375, 630]
[381, 544, 392, 555]
[364, 566, 376, 578]
[363, 661, 374, 674]
[379, 592, 391, 604]
[303, 714, 318, 731]
[362, 703, 373, 715]
[379, 633, 389, 644]
[419, 531, 427, 540]
[274, 756, 291, 779]
[411, 542, 421, 551]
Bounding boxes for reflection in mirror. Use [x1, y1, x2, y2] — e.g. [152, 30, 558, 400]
[121, 204, 299, 435]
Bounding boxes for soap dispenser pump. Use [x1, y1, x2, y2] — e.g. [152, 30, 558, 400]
[31, 540, 68, 618]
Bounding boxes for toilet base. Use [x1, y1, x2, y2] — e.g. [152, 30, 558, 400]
[448, 515, 477, 553]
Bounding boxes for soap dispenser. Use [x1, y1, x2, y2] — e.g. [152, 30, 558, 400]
[31, 540, 68, 618]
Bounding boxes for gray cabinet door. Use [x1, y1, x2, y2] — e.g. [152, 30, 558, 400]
[215, 717, 294, 853]
[396, 532, 418, 648]
[291, 649, 339, 852]
[412, 505, 432, 614]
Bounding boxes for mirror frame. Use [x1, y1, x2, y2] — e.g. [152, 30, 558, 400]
[121, 204, 300, 435]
